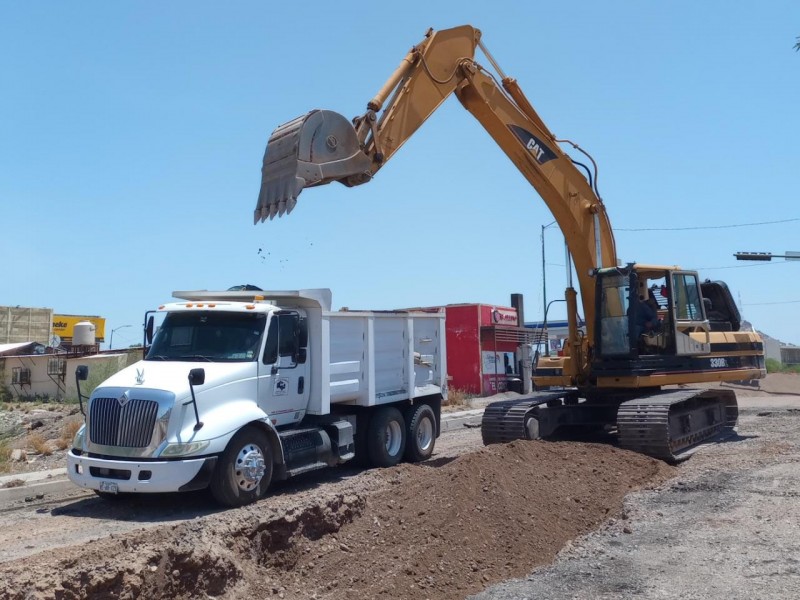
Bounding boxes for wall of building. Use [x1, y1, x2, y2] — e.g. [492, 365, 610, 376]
[0, 352, 134, 401]
[0, 306, 53, 345]
[762, 337, 782, 363]
[780, 346, 800, 366]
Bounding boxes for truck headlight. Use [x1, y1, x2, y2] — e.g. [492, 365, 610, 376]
[72, 424, 86, 450]
[160, 441, 211, 457]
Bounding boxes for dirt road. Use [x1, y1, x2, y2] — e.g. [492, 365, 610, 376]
[473, 395, 800, 600]
[0, 426, 672, 599]
[1, 379, 798, 599]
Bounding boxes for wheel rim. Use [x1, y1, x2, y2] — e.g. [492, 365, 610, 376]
[234, 443, 266, 492]
[384, 420, 403, 457]
[416, 416, 434, 452]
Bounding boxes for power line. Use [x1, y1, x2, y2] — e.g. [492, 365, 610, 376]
[617, 217, 800, 232]
[744, 300, 800, 306]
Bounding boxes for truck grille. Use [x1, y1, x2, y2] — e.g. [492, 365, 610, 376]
[89, 397, 159, 448]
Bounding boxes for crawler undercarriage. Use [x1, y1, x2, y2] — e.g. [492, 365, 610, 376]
[481, 388, 738, 462]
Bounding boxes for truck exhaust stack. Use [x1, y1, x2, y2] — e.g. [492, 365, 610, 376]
[255, 109, 372, 223]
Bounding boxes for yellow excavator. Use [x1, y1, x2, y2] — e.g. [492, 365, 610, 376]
[254, 25, 765, 461]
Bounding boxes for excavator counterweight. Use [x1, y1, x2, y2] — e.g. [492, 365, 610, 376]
[255, 109, 369, 223]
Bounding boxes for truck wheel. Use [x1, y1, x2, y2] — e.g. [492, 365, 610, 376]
[404, 403, 436, 463]
[210, 426, 273, 507]
[367, 406, 406, 468]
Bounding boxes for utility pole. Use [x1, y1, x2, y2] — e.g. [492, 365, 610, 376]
[541, 221, 556, 321]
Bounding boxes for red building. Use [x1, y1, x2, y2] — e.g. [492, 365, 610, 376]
[443, 303, 535, 396]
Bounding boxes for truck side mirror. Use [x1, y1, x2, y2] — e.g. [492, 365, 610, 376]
[75, 365, 89, 417]
[145, 315, 155, 345]
[295, 347, 307, 364]
[188, 368, 205, 386]
[186, 368, 205, 431]
[298, 317, 308, 348]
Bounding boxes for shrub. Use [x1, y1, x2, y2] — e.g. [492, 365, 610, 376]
[444, 387, 474, 409]
[766, 358, 800, 374]
[57, 419, 83, 450]
[27, 432, 52, 456]
[0, 441, 10, 473]
[766, 358, 782, 373]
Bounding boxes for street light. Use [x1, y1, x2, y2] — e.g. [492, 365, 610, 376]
[734, 251, 800, 261]
[109, 325, 132, 349]
[541, 220, 557, 321]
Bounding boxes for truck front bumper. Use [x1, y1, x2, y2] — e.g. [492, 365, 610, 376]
[67, 450, 217, 494]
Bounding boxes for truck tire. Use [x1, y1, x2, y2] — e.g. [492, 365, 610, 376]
[366, 406, 406, 468]
[210, 426, 273, 507]
[404, 403, 436, 463]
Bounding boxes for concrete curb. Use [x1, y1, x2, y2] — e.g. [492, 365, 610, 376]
[0, 467, 73, 504]
[0, 407, 488, 505]
[440, 408, 485, 433]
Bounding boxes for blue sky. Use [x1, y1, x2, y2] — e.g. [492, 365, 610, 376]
[2, 1, 799, 349]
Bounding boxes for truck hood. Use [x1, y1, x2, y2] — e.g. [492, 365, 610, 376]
[95, 360, 258, 400]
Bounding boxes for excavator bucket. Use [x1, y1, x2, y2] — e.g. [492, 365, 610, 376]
[254, 109, 372, 223]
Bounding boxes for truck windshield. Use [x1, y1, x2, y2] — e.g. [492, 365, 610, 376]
[146, 311, 265, 362]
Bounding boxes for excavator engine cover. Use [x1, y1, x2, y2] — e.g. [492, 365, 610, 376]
[255, 109, 371, 223]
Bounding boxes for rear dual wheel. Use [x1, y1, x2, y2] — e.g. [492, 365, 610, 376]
[366, 407, 407, 468]
[404, 403, 436, 463]
[358, 403, 441, 467]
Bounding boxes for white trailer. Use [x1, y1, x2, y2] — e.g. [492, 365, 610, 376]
[67, 289, 446, 506]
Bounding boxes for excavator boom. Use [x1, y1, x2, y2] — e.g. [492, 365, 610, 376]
[255, 25, 616, 365]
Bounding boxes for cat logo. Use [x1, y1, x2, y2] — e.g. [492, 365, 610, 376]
[507, 124, 558, 165]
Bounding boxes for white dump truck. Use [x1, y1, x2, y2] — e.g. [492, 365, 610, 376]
[67, 288, 446, 506]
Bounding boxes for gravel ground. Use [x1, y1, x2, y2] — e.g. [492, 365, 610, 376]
[471, 395, 800, 600]
[1, 376, 798, 598]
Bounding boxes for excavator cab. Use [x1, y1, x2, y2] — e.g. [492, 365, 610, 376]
[594, 264, 720, 361]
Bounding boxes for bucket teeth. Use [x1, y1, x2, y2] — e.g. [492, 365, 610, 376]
[255, 109, 372, 224]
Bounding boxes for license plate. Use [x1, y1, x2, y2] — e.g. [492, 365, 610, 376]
[99, 481, 118, 494]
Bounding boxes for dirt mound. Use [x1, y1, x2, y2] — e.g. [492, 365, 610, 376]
[0, 441, 672, 599]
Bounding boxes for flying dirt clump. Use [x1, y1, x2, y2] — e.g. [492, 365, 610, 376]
[0, 440, 672, 600]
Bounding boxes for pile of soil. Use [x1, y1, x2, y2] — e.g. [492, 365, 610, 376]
[0, 440, 672, 599]
[671, 372, 800, 398]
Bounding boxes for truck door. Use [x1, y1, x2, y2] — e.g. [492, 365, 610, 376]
[258, 311, 310, 426]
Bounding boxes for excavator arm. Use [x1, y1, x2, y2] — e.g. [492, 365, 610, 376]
[256, 25, 767, 460]
[256, 25, 618, 376]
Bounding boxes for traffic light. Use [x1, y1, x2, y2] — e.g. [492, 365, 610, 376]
[734, 252, 773, 261]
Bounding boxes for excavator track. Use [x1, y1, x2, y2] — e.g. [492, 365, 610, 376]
[481, 388, 738, 464]
[481, 391, 574, 445]
[617, 388, 738, 462]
